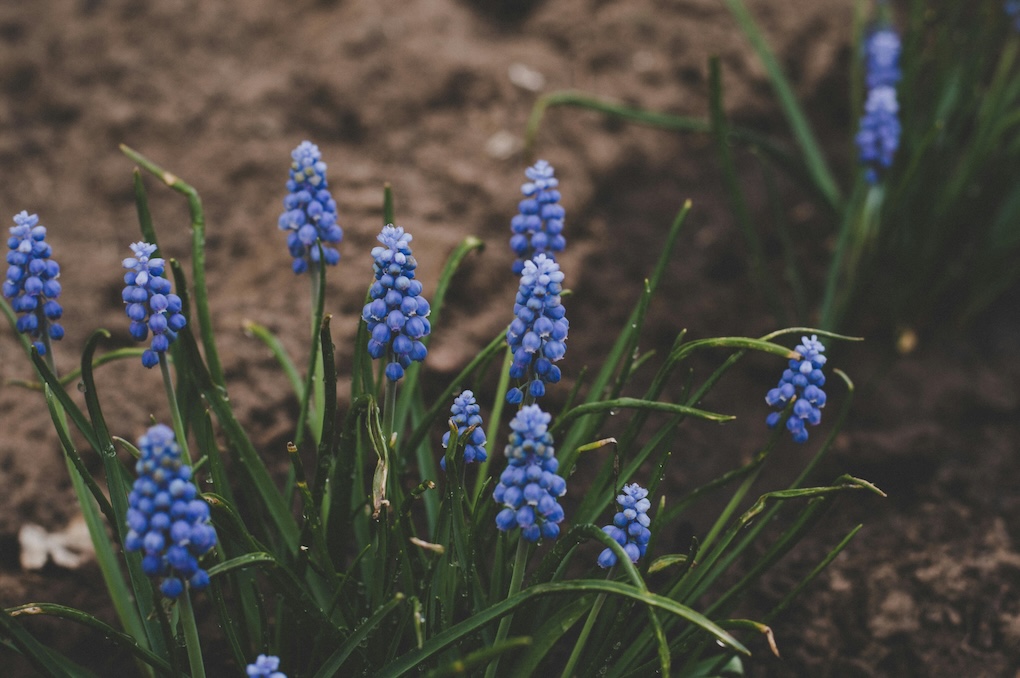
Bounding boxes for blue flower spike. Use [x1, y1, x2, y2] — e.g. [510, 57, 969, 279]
[597, 483, 652, 568]
[1008, 1, 1020, 31]
[441, 390, 487, 471]
[510, 160, 565, 275]
[4, 211, 65, 356]
[247, 654, 287, 678]
[493, 405, 567, 542]
[124, 424, 217, 598]
[361, 225, 431, 382]
[855, 26, 902, 184]
[121, 242, 186, 368]
[278, 141, 343, 274]
[765, 335, 828, 444]
[505, 254, 569, 404]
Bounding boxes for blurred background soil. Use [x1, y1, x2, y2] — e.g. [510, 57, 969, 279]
[1, 0, 1018, 675]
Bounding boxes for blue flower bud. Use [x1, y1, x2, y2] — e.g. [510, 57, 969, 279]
[765, 335, 828, 443]
[856, 26, 901, 183]
[510, 161, 565, 274]
[3, 212, 64, 354]
[279, 142, 342, 274]
[597, 483, 652, 568]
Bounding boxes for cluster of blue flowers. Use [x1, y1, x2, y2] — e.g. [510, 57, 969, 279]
[440, 390, 487, 470]
[3, 211, 64, 355]
[247, 654, 286, 678]
[765, 335, 828, 443]
[855, 26, 902, 184]
[510, 160, 565, 275]
[362, 225, 431, 382]
[278, 141, 343, 274]
[493, 405, 567, 542]
[505, 254, 569, 404]
[121, 242, 187, 368]
[597, 483, 652, 568]
[124, 424, 217, 598]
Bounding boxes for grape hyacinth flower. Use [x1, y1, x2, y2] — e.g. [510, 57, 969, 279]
[124, 424, 217, 599]
[122, 242, 186, 368]
[855, 26, 902, 183]
[510, 160, 565, 275]
[765, 335, 828, 444]
[597, 483, 652, 568]
[3, 211, 64, 355]
[247, 655, 286, 678]
[361, 225, 431, 382]
[505, 254, 568, 404]
[440, 390, 487, 471]
[278, 141, 343, 274]
[493, 405, 567, 542]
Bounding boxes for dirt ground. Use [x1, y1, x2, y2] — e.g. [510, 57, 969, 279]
[2, 0, 1019, 676]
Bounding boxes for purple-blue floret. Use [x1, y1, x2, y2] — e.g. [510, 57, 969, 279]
[122, 242, 186, 368]
[765, 335, 828, 443]
[493, 405, 566, 542]
[441, 390, 487, 470]
[505, 254, 568, 404]
[124, 424, 217, 598]
[3, 212, 64, 355]
[856, 27, 902, 183]
[510, 160, 565, 275]
[278, 141, 343, 274]
[597, 483, 652, 568]
[361, 225, 431, 382]
[247, 654, 287, 678]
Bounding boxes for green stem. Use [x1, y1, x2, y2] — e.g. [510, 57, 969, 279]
[160, 353, 193, 464]
[560, 575, 612, 678]
[179, 590, 206, 678]
[486, 537, 529, 678]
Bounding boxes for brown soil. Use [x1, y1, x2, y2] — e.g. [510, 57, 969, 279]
[2, 0, 1018, 676]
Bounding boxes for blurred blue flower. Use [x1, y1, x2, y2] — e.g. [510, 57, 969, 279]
[3, 212, 64, 355]
[856, 26, 901, 183]
[441, 390, 487, 471]
[278, 141, 343, 274]
[493, 405, 566, 542]
[247, 654, 286, 678]
[124, 424, 217, 598]
[121, 242, 186, 368]
[597, 483, 652, 568]
[510, 160, 565, 275]
[765, 335, 828, 443]
[1007, 1, 1020, 31]
[505, 254, 569, 403]
[361, 225, 431, 382]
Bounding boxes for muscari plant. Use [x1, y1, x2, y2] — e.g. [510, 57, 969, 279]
[0, 144, 881, 677]
[525, 0, 1020, 335]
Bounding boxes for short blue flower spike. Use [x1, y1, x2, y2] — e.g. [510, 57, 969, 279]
[3, 211, 64, 355]
[247, 654, 286, 678]
[856, 26, 902, 183]
[510, 160, 565, 275]
[124, 424, 217, 598]
[598, 483, 652, 568]
[122, 242, 186, 368]
[765, 335, 828, 443]
[278, 141, 343, 274]
[493, 405, 566, 542]
[441, 390, 487, 471]
[361, 225, 431, 381]
[505, 254, 569, 403]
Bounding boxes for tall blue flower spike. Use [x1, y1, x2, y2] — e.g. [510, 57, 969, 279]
[247, 654, 287, 678]
[856, 26, 902, 183]
[597, 483, 652, 568]
[510, 160, 565, 275]
[361, 225, 431, 382]
[278, 141, 343, 274]
[505, 254, 569, 404]
[122, 242, 187, 368]
[3, 212, 64, 355]
[441, 390, 487, 471]
[765, 335, 828, 444]
[493, 405, 567, 542]
[124, 425, 217, 599]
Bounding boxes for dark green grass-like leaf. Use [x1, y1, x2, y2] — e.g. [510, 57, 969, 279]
[427, 637, 532, 677]
[311, 594, 406, 678]
[5, 604, 172, 676]
[243, 320, 303, 407]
